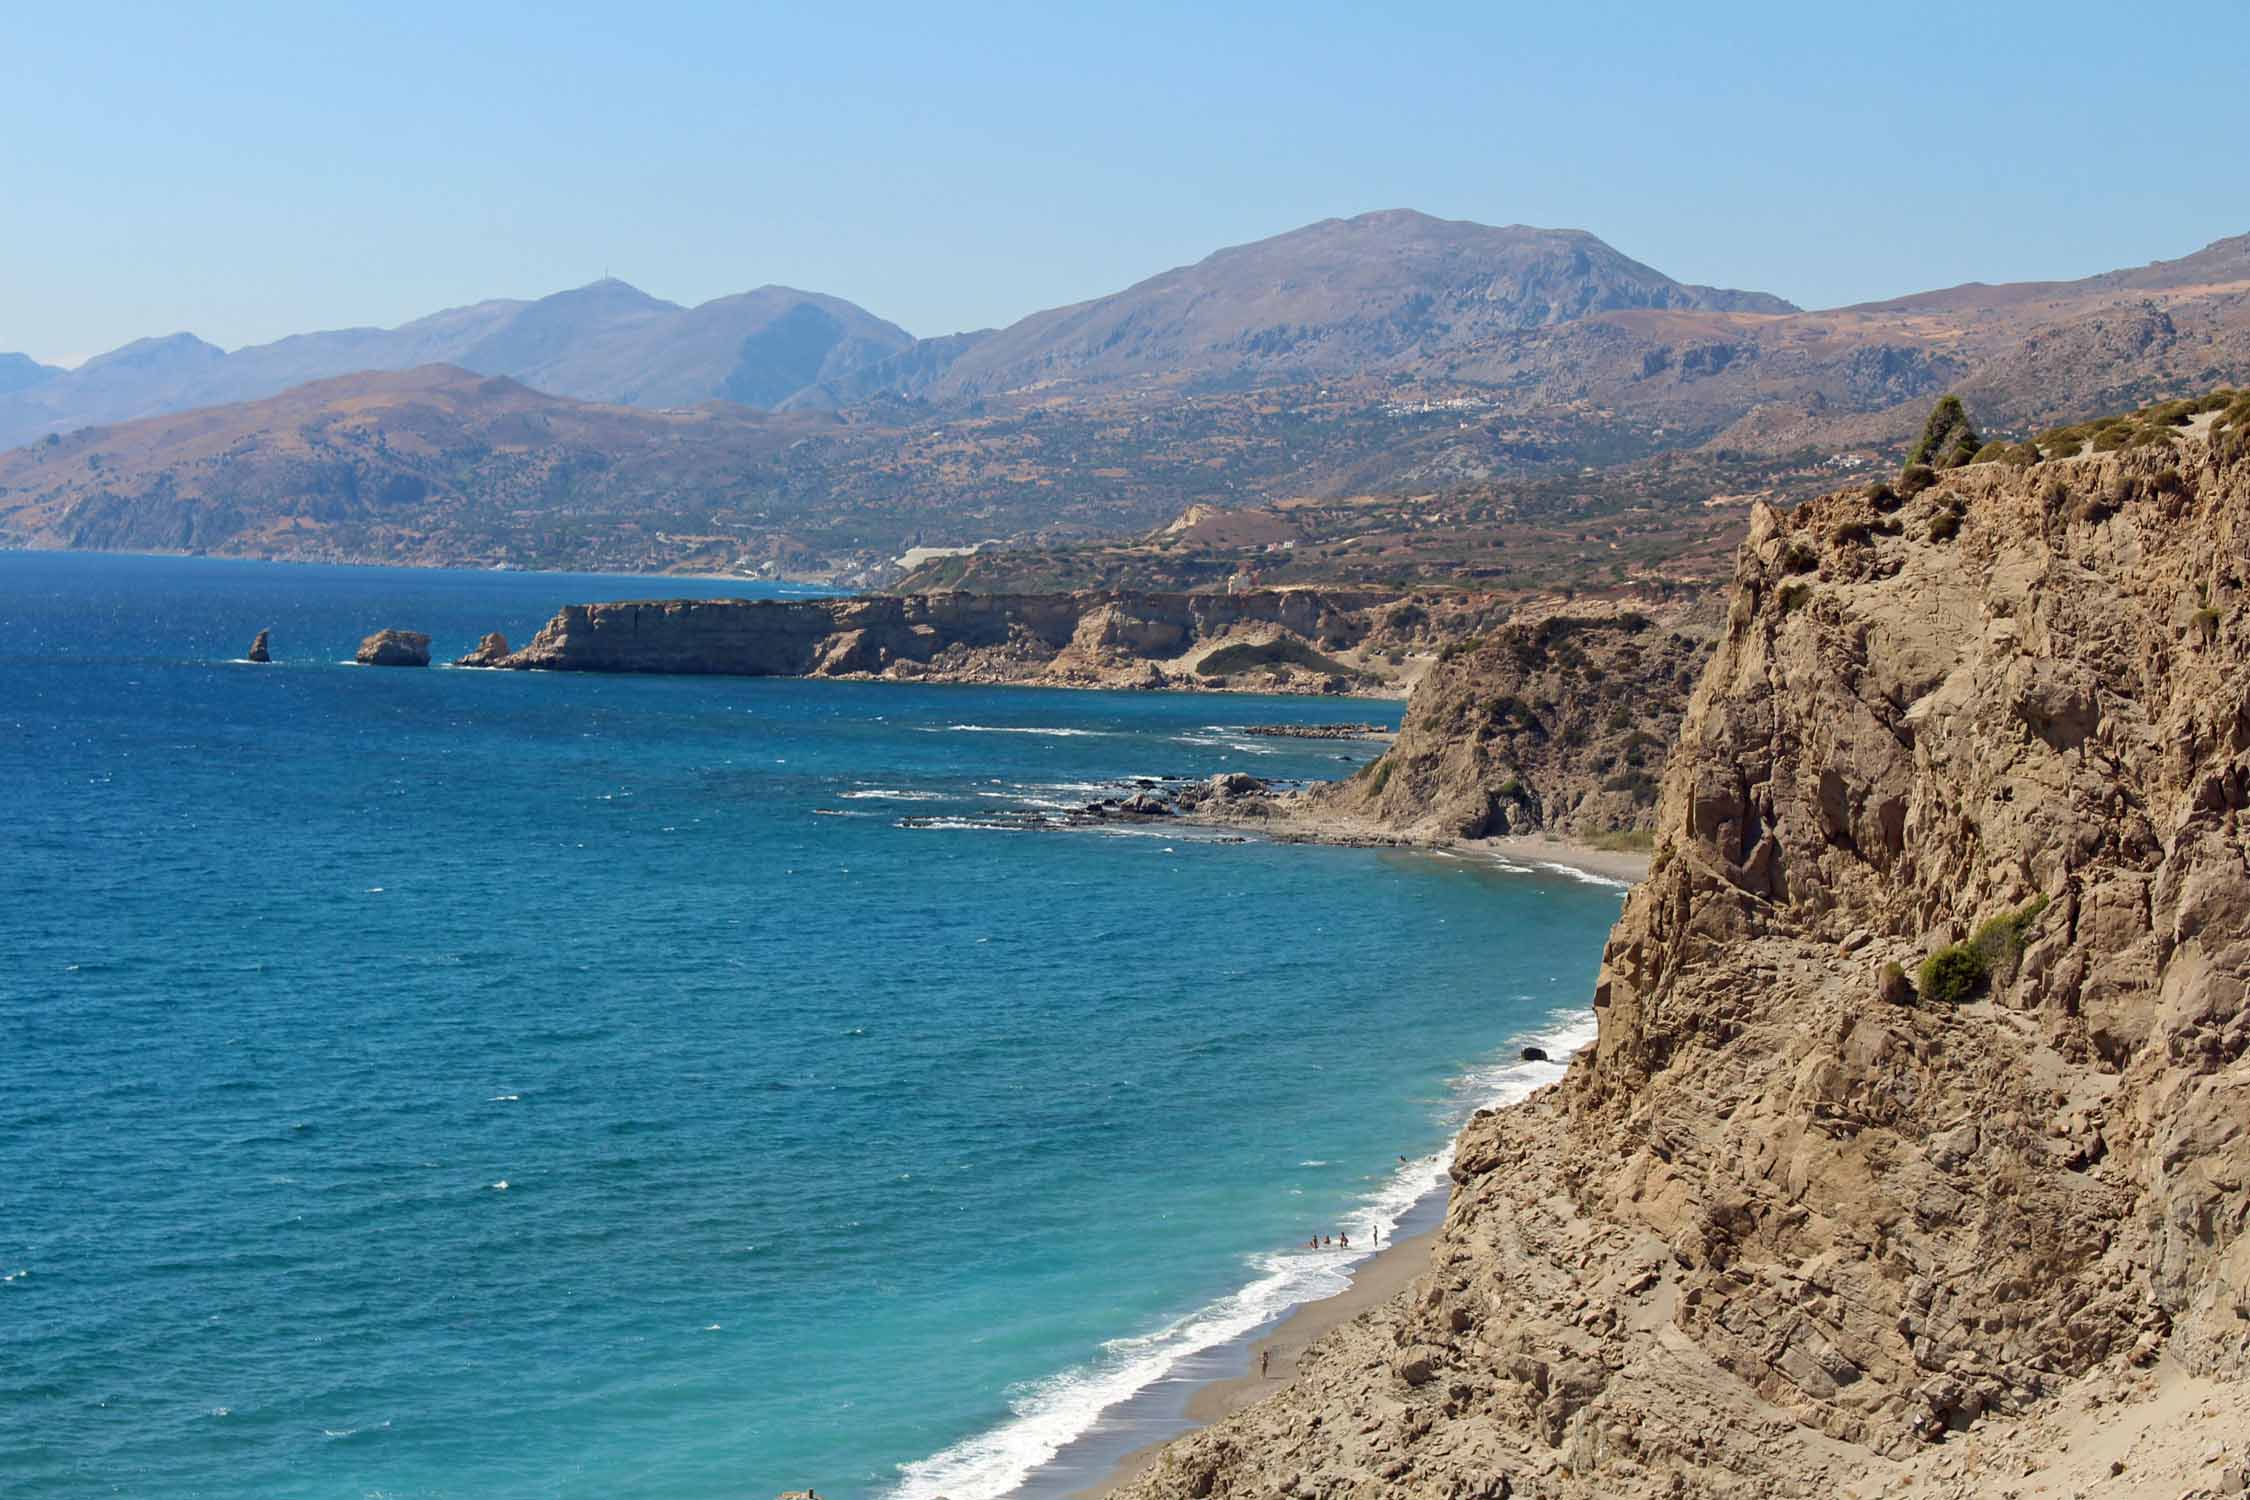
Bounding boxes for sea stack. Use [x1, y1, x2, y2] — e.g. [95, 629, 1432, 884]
[355, 630, 432, 667]
[246, 629, 271, 663]
[453, 631, 510, 668]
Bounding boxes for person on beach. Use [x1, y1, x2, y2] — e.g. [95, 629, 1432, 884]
[1259, 1348, 1270, 1378]
[1339, 1231, 1349, 1248]
[1371, 1223, 1379, 1244]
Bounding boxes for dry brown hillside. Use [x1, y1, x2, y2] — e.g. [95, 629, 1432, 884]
[1118, 412, 2250, 1499]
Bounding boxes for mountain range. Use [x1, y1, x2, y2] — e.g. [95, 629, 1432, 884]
[0, 281, 911, 450]
[5, 210, 2250, 581]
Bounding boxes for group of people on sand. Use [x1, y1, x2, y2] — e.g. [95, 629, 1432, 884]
[1304, 1223, 1379, 1251]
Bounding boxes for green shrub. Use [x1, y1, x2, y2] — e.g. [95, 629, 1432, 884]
[2005, 443, 2042, 467]
[1917, 944, 1986, 1004]
[1779, 582, 1815, 613]
[1908, 395, 1980, 471]
[1930, 510, 1962, 542]
[1494, 776, 1524, 800]
[1864, 480, 1898, 507]
[1970, 440, 2011, 464]
[1362, 758, 1393, 794]
[2193, 606, 2221, 643]
[1969, 895, 2050, 979]
[1899, 463, 1938, 498]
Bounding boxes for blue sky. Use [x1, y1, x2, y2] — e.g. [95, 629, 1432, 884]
[7, 0, 2246, 365]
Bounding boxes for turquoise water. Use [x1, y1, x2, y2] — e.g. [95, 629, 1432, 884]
[0, 552, 1624, 1499]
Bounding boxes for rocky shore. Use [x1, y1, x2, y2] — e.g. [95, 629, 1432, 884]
[477, 589, 1412, 694]
[1105, 427, 2250, 1498]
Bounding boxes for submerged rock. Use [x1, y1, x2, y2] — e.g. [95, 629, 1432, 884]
[355, 629, 432, 667]
[1519, 1045, 1549, 1062]
[453, 631, 510, 668]
[246, 629, 271, 663]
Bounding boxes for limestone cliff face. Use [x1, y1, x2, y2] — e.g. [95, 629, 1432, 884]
[499, 589, 1418, 693]
[1315, 601, 1715, 839]
[1120, 435, 2250, 1497]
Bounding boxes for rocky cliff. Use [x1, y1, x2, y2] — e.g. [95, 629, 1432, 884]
[493, 589, 1498, 695]
[1311, 600, 1717, 841]
[1117, 424, 2250, 1496]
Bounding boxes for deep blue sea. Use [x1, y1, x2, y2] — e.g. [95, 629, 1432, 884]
[0, 551, 1624, 1499]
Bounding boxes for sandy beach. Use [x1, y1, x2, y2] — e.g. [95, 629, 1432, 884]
[1067, 1220, 1444, 1499]
[1190, 801, 1653, 887]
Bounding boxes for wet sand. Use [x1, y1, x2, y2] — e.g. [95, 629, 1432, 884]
[1012, 1198, 1446, 1500]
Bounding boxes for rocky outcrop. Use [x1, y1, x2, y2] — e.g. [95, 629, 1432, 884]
[1312, 599, 1716, 840]
[246, 629, 270, 663]
[355, 629, 431, 667]
[1118, 428, 2250, 1497]
[453, 631, 509, 668]
[497, 589, 1419, 694]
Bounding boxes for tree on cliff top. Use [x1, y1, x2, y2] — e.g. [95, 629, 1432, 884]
[1907, 394, 1982, 471]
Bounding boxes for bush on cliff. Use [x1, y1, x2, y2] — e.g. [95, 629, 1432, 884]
[1907, 395, 1981, 471]
[1919, 896, 2051, 1003]
[1917, 944, 1987, 1005]
[1970, 895, 2050, 980]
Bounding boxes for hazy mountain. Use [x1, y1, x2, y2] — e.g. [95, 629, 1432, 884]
[10, 217, 2250, 583]
[0, 281, 914, 449]
[0, 353, 63, 396]
[844, 209, 1797, 401]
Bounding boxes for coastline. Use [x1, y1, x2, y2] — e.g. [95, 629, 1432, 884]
[1192, 802, 1653, 886]
[976, 1000, 1608, 1500]
[1059, 1219, 1445, 1500]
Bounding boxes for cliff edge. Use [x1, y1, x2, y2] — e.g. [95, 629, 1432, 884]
[495, 589, 1525, 697]
[1117, 429, 2250, 1496]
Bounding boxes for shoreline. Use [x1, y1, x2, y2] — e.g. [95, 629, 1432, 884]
[1192, 803, 1653, 886]
[1067, 1219, 1445, 1500]
[987, 1002, 1608, 1500]
[980, 1192, 1452, 1500]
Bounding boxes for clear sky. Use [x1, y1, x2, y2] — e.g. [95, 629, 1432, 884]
[7, 0, 2247, 366]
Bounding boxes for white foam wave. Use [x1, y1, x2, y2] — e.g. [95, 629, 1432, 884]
[1, 1268, 26, 1283]
[898, 816, 1046, 834]
[888, 1007, 1598, 1500]
[840, 789, 949, 801]
[977, 792, 1079, 810]
[940, 724, 1110, 737]
[1522, 858, 1634, 890]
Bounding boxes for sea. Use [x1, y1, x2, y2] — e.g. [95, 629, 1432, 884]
[0, 551, 1626, 1499]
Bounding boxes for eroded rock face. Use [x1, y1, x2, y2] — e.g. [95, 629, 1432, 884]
[355, 630, 431, 667]
[1118, 436, 2250, 1498]
[453, 632, 510, 668]
[246, 629, 270, 663]
[1316, 599, 1716, 838]
[495, 590, 1413, 694]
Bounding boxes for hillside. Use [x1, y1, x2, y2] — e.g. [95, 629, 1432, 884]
[1116, 413, 2250, 1497]
[831, 210, 1794, 402]
[0, 367, 851, 572]
[0, 279, 911, 449]
[9, 219, 2250, 586]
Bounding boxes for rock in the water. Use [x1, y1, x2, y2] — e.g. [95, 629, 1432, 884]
[1519, 1045, 1549, 1063]
[356, 630, 432, 667]
[246, 629, 271, 663]
[453, 631, 510, 668]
